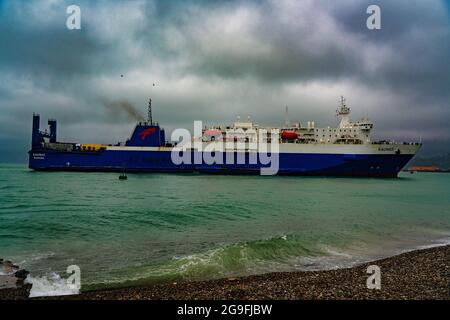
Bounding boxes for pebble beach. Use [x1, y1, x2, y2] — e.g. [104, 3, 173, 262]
[24, 245, 449, 300]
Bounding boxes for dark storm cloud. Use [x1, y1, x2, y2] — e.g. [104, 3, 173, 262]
[0, 0, 449, 163]
[0, 2, 108, 81]
[161, 0, 450, 101]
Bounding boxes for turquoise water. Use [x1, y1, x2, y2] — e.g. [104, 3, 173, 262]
[1, 164, 449, 293]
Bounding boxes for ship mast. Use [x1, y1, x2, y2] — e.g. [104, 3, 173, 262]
[336, 96, 350, 128]
[147, 98, 153, 125]
[284, 106, 289, 128]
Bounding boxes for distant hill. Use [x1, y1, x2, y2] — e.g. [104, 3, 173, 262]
[409, 153, 450, 170]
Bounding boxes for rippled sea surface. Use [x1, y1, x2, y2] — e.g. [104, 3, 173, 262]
[1, 164, 449, 292]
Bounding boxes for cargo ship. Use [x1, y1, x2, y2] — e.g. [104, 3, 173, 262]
[28, 97, 421, 177]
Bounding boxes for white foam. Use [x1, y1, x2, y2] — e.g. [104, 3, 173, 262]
[18, 252, 55, 266]
[414, 236, 450, 250]
[26, 273, 79, 298]
[322, 246, 353, 258]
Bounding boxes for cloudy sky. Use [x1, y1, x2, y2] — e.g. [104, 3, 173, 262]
[0, 0, 449, 162]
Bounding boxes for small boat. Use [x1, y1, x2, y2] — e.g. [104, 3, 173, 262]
[119, 173, 127, 180]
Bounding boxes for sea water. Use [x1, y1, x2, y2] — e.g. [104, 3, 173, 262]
[0, 164, 449, 295]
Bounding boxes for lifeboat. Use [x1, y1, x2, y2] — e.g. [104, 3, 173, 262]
[281, 130, 298, 139]
[204, 129, 222, 137]
[203, 129, 222, 141]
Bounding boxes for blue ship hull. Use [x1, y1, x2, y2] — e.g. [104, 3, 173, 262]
[28, 149, 414, 177]
[28, 113, 419, 177]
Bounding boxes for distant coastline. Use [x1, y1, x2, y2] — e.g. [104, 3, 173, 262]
[404, 167, 450, 173]
[407, 153, 450, 172]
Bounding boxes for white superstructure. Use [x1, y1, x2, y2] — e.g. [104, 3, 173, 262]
[201, 96, 415, 146]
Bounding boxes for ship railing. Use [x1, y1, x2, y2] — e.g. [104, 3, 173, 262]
[372, 141, 421, 146]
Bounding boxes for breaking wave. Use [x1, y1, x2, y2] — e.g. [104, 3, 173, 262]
[27, 273, 79, 298]
[86, 234, 363, 289]
[85, 232, 450, 290]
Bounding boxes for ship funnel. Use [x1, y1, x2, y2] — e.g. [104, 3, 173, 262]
[32, 114, 41, 147]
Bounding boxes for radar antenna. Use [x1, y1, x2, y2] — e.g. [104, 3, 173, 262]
[336, 96, 350, 116]
[336, 96, 351, 128]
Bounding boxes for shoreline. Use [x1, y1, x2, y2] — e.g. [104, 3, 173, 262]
[37, 244, 450, 300]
